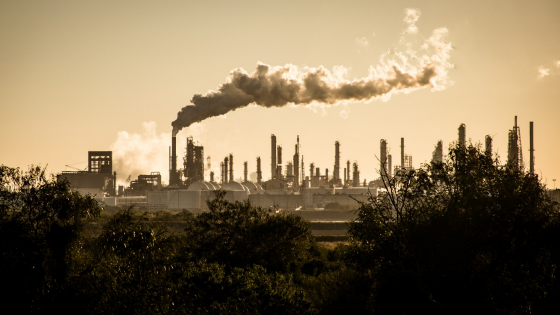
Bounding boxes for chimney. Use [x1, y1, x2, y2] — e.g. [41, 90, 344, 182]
[293, 136, 300, 189]
[380, 139, 387, 177]
[459, 124, 466, 146]
[224, 156, 229, 183]
[401, 138, 405, 169]
[229, 154, 233, 183]
[169, 135, 178, 185]
[271, 134, 276, 179]
[244, 161, 248, 182]
[485, 135, 493, 158]
[346, 160, 350, 184]
[277, 145, 282, 178]
[256, 157, 262, 185]
[334, 141, 340, 183]
[530, 121, 534, 174]
[388, 155, 392, 178]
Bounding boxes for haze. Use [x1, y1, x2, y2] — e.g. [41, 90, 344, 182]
[1, 0, 559, 187]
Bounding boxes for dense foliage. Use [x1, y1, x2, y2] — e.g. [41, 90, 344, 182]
[347, 143, 560, 314]
[2, 142, 560, 314]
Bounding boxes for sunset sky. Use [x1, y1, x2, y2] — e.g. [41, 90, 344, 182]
[1, 0, 559, 188]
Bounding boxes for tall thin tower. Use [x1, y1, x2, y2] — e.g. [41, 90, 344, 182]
[431, 140, 443, 163]
[508, 116, 524, 169]
[459, 124, 466, 146]
[271, 134, 276, 180]
[529, 121, 534, 174]
[485, 135, 493, 158]
[256, 157, 262, 185]
[293, 136, 300, 189]
[380, 139, 388, 177]
[400, 138, 405, 169]
[334, 141, 341, 185]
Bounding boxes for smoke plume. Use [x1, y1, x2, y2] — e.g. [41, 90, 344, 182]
[111, 122, 172, 185]
[172, 11, 453, 135]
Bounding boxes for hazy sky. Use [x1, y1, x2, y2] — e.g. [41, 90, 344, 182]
[1, 0, 559, 187]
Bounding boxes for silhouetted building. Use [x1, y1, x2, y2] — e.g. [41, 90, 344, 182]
[431, 140, 443, 163]
[58, 151, 116, 196]
[126, 172, 162, 196]
[183, 136, 205, 186]
[508, 116, 524, 169]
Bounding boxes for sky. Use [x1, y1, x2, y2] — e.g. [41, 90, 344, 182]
[1, 0, 559, 188]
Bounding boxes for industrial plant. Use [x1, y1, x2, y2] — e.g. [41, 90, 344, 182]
[58, 116, 540, 212]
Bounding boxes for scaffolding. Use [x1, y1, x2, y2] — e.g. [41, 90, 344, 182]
[507, 116, 524, 170]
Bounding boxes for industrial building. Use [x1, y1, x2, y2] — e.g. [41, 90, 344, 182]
[57, 151, 116, 196]
[60, 116, 539, 212]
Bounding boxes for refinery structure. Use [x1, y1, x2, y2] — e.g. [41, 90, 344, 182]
[58, 116, 539, 211]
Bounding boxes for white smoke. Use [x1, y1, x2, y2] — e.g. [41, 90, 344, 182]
[172, 9, 453, 135]
[355, 37, 368, 53]
[110, 122, 171, 185]
[110, 122, 209, 186]
[403, 8, 421, 35]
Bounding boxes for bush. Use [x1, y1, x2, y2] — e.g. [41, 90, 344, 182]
[347, 143, 560, 314]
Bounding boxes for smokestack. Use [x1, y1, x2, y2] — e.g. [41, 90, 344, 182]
[458, 123, 466, 146]
[256, 157, 262, 185]
[388, 155, 392, 178]
[485, 135, 493, 158]
[224, 156, 229, 183]
[229, 154, 233, 183]
[277, 145, 282, 165]
[244, 161, 248, 182]
[347, 160, 351, 185]
[325, 168, 329, 182]
[401, 138, 405, 169]
[172, 136, 177, 173]
[210, 171, 214, 182]
[271, 134, 276, 179]
[169, 135, 178, 185]
[530, 121, 534, 174]
[380, 139, 388, 177]
[301, 155, 305, 184]
[353, 162, 360, 187]
[293, 136, 300, 189]
[334, 141, 340, 183]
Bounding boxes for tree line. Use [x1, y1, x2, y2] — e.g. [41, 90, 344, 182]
[1, 142, 560, 314]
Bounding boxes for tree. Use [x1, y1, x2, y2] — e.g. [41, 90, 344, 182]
[347, 143, 560, 314]
[183, 190, 315, 273]
[0, 165, 102, 313]
[69, 207, 187, 314]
